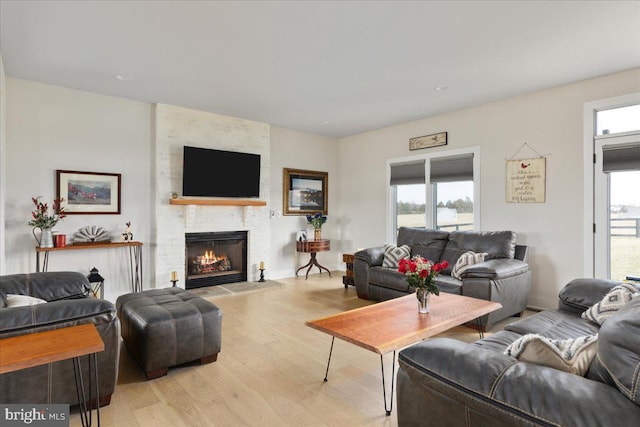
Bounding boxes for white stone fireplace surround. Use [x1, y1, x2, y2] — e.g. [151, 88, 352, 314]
[153, 104, 270, 287]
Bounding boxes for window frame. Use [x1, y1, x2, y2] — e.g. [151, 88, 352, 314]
[387, 146, 481, 243]
[583, 92, 640, 277]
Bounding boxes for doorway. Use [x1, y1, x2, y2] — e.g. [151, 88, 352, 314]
[591, 102, 640, 280]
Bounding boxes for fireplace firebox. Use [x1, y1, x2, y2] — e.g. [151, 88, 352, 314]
[185, 231, 247, 289]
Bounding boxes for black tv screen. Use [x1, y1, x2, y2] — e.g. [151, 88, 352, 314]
[182, 146, 261, 198]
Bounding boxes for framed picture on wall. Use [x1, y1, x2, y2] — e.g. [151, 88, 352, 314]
[56, 170, 121, 214]
[283, 168, 328, 216]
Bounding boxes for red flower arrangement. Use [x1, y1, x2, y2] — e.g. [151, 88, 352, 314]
[398, 256, 450, 296]
[27, 196, 66, 229]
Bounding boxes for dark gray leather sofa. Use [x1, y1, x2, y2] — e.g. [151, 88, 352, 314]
[0, 272, 120, 407]
[397, 278, 640, 426]
[354, 227, 531, 328]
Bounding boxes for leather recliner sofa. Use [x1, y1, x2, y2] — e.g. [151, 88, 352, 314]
[0, 272, 120, 407]
[397, 278, 640, 426]
[354, 227, 531, 329]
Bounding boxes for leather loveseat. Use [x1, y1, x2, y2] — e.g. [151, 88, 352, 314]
[354, 227, 531, 328]
[397, 278, 640, 426]
[0, 272, 120, 407]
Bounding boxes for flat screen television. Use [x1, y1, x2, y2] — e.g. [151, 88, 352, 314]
[182, 146, 261, 198]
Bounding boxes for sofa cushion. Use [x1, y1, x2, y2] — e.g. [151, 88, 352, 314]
[505, 309, 599, 339]
[581, 283, 639, 325]
[592, 297, 640, 405]
[0, 290, 7, 308]
[433, 275, 463, 295]
[397, 228, 450, 262]
[504, 334, 598, 376]
[0, 298, 116, 335]
[440, 231, 517, 274]
[451, 251, 488, 279]
[382, 244, 411, 268]
[369, 266, 409, 292]
[397, 227, 449, 260]
[473, 329, 523, 353]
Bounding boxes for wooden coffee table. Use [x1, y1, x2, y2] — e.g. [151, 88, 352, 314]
[306, 292, 502, 416]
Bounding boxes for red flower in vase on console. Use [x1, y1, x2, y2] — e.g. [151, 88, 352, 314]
[28, 196, 66, 228]
[398, 256, 449, 296]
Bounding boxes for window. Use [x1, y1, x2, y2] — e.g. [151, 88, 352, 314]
[596, 104, 640, 135]
[590, 97, 640, 280]
[434, 181, 474, 231]
[396, 184, 426, 229]
[390, 160, 426, 231]
[599, 143, 640, 281]
[430, 154, 474, 231]
[389, 149, 478, 241]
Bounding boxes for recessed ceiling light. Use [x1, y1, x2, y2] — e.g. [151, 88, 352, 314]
[114, 74, 131, 81]
[434, 85, 448, 92]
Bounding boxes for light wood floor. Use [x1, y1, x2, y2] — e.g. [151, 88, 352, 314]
[70, 273, 531, 427]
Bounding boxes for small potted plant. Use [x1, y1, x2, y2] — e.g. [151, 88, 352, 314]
[28, 196, 66, 248]
[306, 213, 327, 240]
[398, 256, 449, 313]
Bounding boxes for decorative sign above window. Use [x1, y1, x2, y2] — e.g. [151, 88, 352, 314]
[409, 132, 447, 151]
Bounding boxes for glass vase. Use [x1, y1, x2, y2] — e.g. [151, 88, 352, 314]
[416, 288, 431, 314]
[314, 228, 322, 240]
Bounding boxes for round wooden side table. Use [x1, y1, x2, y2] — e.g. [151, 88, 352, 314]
[296, 239, 332, 280]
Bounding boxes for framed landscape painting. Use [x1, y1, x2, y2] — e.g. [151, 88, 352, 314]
[283, 168, 328, 216]
[56, 170, 121, 214]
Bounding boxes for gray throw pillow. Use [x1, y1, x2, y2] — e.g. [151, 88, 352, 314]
[382, 244, 411, 268]
[451, 251, 488, 280]
[581, 283, 640, 325]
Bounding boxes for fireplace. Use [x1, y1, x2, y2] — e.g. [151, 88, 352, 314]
[185, 231, 248, 289]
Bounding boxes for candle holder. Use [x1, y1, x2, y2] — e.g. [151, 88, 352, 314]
[258, 268, 265, 283]
[171, 279, 179, 287]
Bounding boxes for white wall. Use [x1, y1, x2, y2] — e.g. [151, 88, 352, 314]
[4, 78, 152, 301]
[339, 68, 640, 309]
[0, 56, 6, 273]
[269, 127, 340, 279]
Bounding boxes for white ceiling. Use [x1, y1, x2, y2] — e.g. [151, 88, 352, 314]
[1, 1, 639, 138]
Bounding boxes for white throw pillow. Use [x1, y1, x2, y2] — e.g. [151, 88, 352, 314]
[504, 334, 598, 376]
[581, 283, 640, 325]
[383, 244, 411, 268]
[451, 251, 488, 280]
[5, 294, 47, 308]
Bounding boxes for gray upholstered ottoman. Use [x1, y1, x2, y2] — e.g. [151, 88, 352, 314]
[116, 287, 222, 379]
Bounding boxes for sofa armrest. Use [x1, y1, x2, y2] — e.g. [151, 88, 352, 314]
[398, 338, 640, 427]
[460, 259, 529, 280]
[558, 278, 623, 314]
[0, 298, 116, 337]
[353, 247, 385, 299]
[354, 246, 385, 266]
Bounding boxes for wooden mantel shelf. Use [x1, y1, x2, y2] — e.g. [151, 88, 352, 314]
[169, 198, 266, 207]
